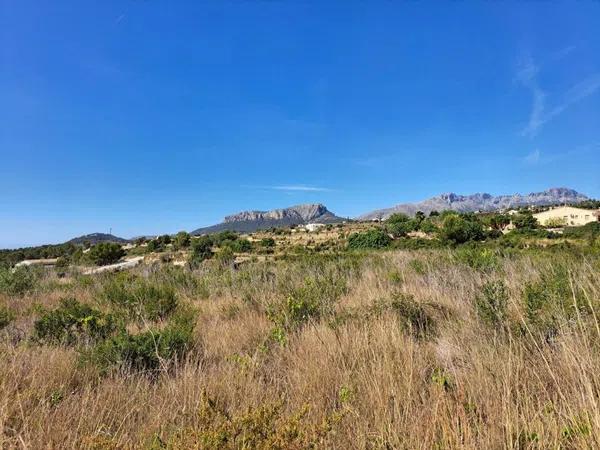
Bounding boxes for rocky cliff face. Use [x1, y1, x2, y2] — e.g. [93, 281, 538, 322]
[359, 188, 589, 220]
[193, 204, 344, 235]
[224, 204, 330, 223]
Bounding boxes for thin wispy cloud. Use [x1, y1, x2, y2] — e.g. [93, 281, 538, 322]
[518, 51, 600, 137]
[243, 184, 333, 192]
[270, 185, 332, 192]
[523, 148, 541, 165]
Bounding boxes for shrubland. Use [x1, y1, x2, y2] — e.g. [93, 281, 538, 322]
[1, 229, 600, 448]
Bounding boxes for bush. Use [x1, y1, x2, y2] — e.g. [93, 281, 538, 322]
[173, 231, 191, 250]
[391, 293, 436, 339]
[454, 246, 499, 271]
[512, 213, 538, 230]
[85, 309, 195, 373]
[225, 238, 253, 253]
[522, 266, 579, 339]
[0, 306, 13, 330]
[0, 266, 37, 296]
[475, 281, 508, 329]
[386, 214, 415, 238]
[101, 274, 178, 321]
[190, 236, 213, 266]
[439, 214, 485, 244]
[33, 298, 116, 346]
[88, 243, 125, 266]
[160, 393, 337, 449]
[347, 229, 391, 250]
[268, 276, 346, 330]
[260, 238, 276, 248]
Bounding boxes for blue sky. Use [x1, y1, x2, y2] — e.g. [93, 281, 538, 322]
[1, 1, 599, 248]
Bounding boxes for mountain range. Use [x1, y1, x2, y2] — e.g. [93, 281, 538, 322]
[192, 203, 346, 235]
[358, 187, 589, 220]
[64, 187, 592, 241]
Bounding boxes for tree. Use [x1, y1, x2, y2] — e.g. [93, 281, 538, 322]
[512, 213, 538, 230]
[386, 213, 415, 238]
[190, 236, 213, 265]
[173, 231, 191, 250]
[439, 215, 485, 244]
[87, 243, 125, 266]
[485, 214, 511, 231]
[415, 211, 426, 223]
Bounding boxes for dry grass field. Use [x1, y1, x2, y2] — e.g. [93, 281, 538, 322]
[2, 243, 600, 449]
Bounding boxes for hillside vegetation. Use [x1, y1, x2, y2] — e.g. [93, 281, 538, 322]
[1, 216, 600, 448]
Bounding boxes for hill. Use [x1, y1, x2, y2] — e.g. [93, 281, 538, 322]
[67, 233, 128, 245]
[192, 203, 346, 235]
[358, 187, 589, 220]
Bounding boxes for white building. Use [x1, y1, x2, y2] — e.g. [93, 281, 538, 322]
[533, 206, 599, 227]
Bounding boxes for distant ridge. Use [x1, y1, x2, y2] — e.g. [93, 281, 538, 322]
[358, 187, 590, 220]
[67, 233, 128, 245]
[192, 204, 345, 235]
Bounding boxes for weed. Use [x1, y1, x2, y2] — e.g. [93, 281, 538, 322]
[475, 280, 508, 329]
[0, 266, 37, 296]
[391, 292, 437, 339]
[101, 274, 178, 322]
[33, 298, 116, 346]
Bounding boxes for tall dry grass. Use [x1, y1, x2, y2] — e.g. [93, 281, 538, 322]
[1, 248, 600, 448]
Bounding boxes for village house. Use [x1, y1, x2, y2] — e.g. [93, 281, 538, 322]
[533, 206, 600, 227]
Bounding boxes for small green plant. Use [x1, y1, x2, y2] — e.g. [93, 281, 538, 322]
[338, 385, 353, 404]
[475, 280, 508, 329]
[431, 367, 453, 391]
[268, 275, 346, 330]
[33, 298, 116, 346]
[408, 259, 427, 275]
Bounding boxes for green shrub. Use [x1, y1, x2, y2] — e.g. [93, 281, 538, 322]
[173, 231, 191, 250]
[0, 306, 13, 330]
[386, 213, 415, 238]
[347, 229, 391, 250]
[225, 238, 253, 253]
[190, 236, 213, 266]
[454, 246, 499, 271]
[33, 298, 116, 346]
[158, 392, 338, 449]
[85, 309, 195, 374]
[522, 266, 579, 338]
[0, 266, 37, 296]
[390, 293, 437, 339]
[260, 238, 276, 248]
[268, 276, 346, 329]
[101, 275, 178, 321]
[439, 214, 485, 244]
[88, 243, 125, 266]
[475, 281, 508, 329]
[512, 213, 538, 230]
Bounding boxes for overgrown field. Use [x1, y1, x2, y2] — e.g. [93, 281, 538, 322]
[2, 246, 600, 448]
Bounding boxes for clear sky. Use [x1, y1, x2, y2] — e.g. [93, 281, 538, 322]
[1, 1, 599, 248]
